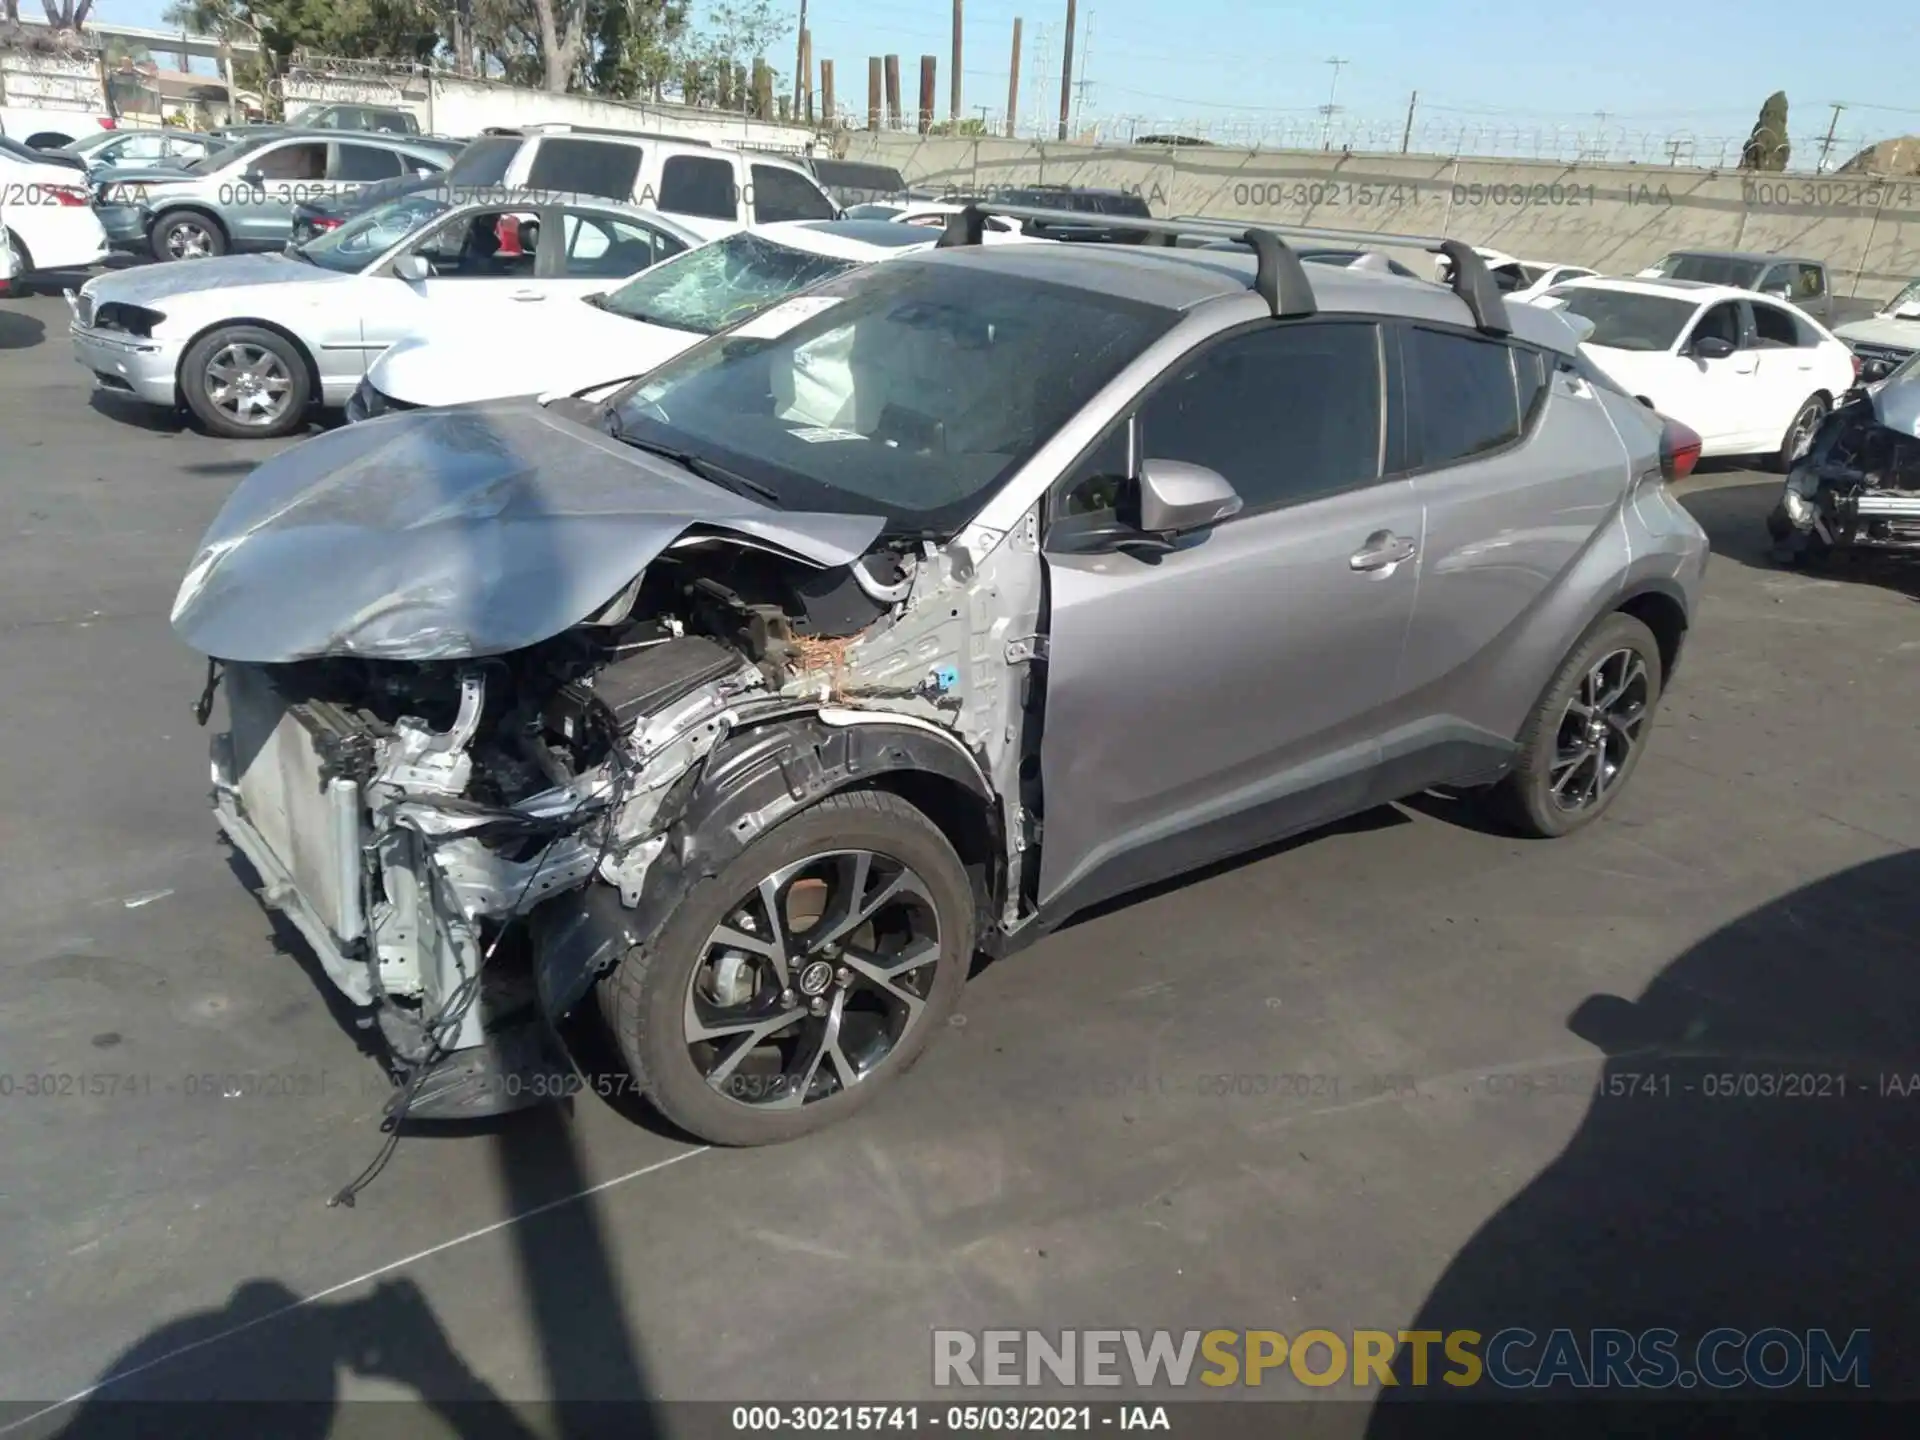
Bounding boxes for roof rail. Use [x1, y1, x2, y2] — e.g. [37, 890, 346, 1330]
[935, 202, 1316, 318]
[1163, 217, 1512, 335]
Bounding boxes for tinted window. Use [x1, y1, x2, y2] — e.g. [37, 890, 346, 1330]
[751, 163, 834, 223]
[659, 155, 737, 220]
[560, 211, 683, 278]
[1549, 287, 1696, 351]
[1406, 326, 1525, 466]
[252, 142, 326, 180]
[1514, 347, 1550, 426]
[332, 144, 403, 181]
[1751, 302, 1804, 348]
[1140, 322, 1384, 511]
[369, 109, 415, 134]
[1689, 301, 1742, 349]
[1660, 253, 1765, 288]
[610, 263, 1172, 532]
[526, 138, 640, 199]
[444, 136, 518, 187]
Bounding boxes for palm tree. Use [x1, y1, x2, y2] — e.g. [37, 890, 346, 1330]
[41, 0, 96, 29]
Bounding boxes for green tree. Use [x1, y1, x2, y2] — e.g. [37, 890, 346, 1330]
[1741, 90, 1791, 171]
[589, 0, 687, 98]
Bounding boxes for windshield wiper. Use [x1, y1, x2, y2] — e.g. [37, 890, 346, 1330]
[611, 430, 784, 507]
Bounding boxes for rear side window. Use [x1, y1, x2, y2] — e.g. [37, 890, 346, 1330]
[750, 164, 834, 222]
[1750, 302, 1807, 348]
[1404, 326, 1531, 466]
[526, 138, 642, 200]
[444, 136, 519, 188]
[1138, 320, 1385, 512]
[659, 155, 737, 220]
[332, 144, 402, 182]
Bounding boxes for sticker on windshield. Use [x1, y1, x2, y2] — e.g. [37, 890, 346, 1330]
[730, 294, 845, 339]
[788, 426, 866, 443]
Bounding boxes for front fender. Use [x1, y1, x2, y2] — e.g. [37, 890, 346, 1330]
[531, 711, 994, 1020]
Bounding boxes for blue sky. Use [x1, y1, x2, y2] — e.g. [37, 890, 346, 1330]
[101, 0, 1920, 154]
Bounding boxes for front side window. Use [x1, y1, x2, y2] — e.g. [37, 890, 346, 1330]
[1686, 301, 1744, 351]
[1404, 326, 1530, 467]
[298, 192, 451, 272]
[751, 163, 835, 223]
[408, 207, 541, 277]
[658, 155, 737, 220]
[609, 262, 1172, 533]
[1136, 322, 1385, 511]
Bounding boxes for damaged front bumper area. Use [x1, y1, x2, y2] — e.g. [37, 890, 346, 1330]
[208, 639, 765, 1119]
[1769, 393, 1920, 562]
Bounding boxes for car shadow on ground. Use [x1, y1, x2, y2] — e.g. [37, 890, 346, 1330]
[1365, 849, 1920, 1432]
[0, 307, 45, 349]
[1680, 474, 1920, 603]
[37, 1104, 666, 1440]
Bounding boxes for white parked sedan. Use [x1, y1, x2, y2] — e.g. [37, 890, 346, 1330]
[354, 217, 1043, 419]
[0, 136, 111, 278]
[68, 188, 704, 437]
[1531, 276, 1858, 467]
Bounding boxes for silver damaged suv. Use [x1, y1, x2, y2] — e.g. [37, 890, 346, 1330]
[172, 209, 1711, 1146]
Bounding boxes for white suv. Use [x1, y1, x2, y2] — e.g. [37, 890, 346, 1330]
[443, 124, 837, 240]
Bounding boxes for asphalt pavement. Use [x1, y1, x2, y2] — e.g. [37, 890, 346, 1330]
[2, 280, 1918, 1435]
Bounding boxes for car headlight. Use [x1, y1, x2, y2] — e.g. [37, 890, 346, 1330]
[1782, 488, 1815, 525]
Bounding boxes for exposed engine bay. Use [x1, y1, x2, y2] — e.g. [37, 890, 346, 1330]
[1772, 391, 1920, 560]
[204, 523, 1044, 1119]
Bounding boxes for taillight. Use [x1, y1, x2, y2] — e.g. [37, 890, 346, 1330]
[49, 185, 89, 207]
[98, 117, 116, 129]
[1659, 418, 1702, 483]
[312, 215, 343, 230]
[1851, 351, 1863, 380]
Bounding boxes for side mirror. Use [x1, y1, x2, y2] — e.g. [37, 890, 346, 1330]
[1136, 458, 1243, 535]
[392, 253, 430, 282]
[240, 168, 264, 186]
[1689, 335, 1736, 361]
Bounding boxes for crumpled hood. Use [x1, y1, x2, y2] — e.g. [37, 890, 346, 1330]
[370, 301, 699, 408]
[1870, 366, 1920, 438]
[170, 397, 887, 663]
[84, 253, 347, 309]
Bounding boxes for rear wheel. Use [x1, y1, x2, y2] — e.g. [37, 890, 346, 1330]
[4, 229, 34, 285]
[1490, 613, 1663, 839]
[598, 788, 974, 1145]
[179, 324, 312, 439]
[151, 210, 226, 261]
[1773, 393, 1827, 472]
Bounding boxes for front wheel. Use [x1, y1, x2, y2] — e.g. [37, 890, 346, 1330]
[1490, 613, 1664, 839]
[598, 788, 975, 1145]
[151, 210, 226, 261]
[179, 325, 312, 439]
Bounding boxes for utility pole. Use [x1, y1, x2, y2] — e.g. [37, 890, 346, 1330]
[868, 55, 882, 129]
[1056, 0, 1075, 141]
[794, 0, 807, 117]
[1319, 56, 1347, 149]
[1401, 89, 1416, 153]
[821, 59, 834, 127]
[884, 54, 901, 128]
[951, 0, 963, 124]
[798, 27, 813, 123]
[1818, 103, 1846, 172]
[918, 54, 936, 134]
[1069, 7, 1095, 137]
[1006, 17, 1022, 138]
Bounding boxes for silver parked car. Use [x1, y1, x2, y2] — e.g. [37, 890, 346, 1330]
[170, 210, 1710, 1148]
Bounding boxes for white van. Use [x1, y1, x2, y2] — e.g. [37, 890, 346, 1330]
[440, 124, 837, 240]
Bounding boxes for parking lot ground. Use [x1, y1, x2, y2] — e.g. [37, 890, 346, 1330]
[3, 283, 1919, 1432]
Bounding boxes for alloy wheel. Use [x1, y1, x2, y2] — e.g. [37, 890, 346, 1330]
[167, 221, 214, 259]
[1786, 401, 1823, 463]
[1549, 647, 1649, 813]
[683, 849, 943, 1110]
[204, 342, 294, 428]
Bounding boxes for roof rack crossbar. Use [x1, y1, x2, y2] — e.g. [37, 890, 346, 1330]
[1164, 215, 1513, 335]
[934, 202, 1317, 318]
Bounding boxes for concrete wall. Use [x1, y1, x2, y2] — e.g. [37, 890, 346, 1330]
[845, 133, 1920, 304]
[0, 49, 106, 116]
[280, 67, 822, 156]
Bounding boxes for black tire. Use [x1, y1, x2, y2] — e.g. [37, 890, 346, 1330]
[598, 788, 974, 1145]
[1771, 393, 1827, 473]
[179, 324, 313, 439]
[150, 209, 227, 262]
[1490, 612, 1664, 840]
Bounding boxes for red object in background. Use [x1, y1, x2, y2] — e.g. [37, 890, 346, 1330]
[494, 215, 522, 255]
[98, 117, 117, 129]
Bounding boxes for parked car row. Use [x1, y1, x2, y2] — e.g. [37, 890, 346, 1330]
[100, 198, 1715, 1152]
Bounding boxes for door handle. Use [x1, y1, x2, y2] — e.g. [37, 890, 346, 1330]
[509, 289, 546, 302]
[1732, 358, 1757, 374]
[1351, 530, 1417, 572]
